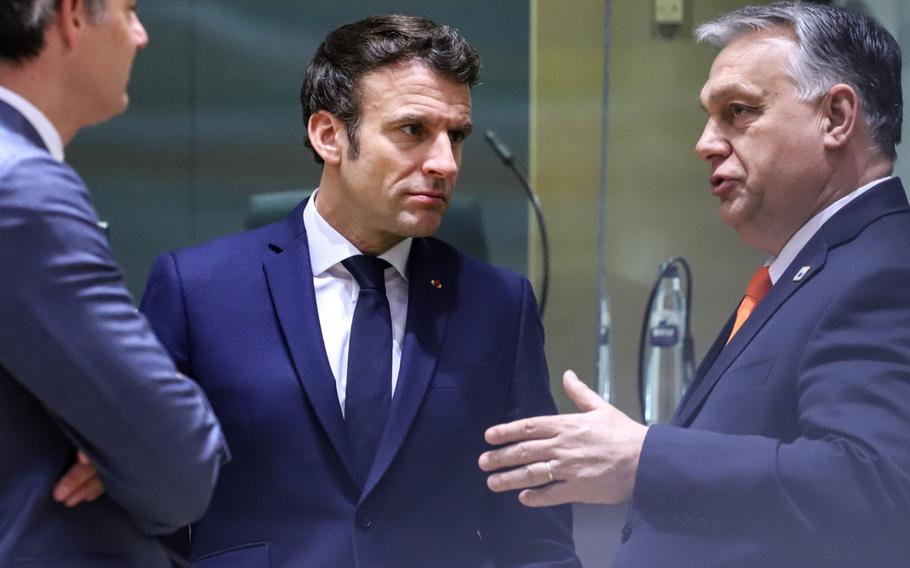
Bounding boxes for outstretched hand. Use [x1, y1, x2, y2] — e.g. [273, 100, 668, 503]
[479, 370, 648, 507]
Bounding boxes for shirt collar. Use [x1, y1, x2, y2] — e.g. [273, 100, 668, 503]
[0, 84, 64, 162]
[303, 189, 412, 281]
[767, 176, 892, 284]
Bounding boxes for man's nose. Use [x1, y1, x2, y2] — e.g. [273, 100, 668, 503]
[423, 133, 459, 178]
[133, 13, 149, 50]
[695, 119, 729, 162]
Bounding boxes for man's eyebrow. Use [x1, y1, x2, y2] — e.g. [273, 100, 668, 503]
[456, 122, 474, 135]
[705, 82, 763, 105]
[391, 113, 425, 124]
[389, 114, 474, 133]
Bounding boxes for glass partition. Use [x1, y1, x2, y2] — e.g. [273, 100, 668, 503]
[65, 2, 909, 563]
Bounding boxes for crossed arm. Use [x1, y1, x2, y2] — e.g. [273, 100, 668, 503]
[60, 369, 647, 510]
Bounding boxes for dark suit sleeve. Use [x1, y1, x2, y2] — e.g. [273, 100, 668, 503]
[483, 277, 581, 567]
[139, 251, 198, 557]
[0, 157, 228, 535]
[631, 263, 910, 563]
[139, 252, 192, 373]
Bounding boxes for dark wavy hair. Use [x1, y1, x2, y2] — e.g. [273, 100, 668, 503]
[300, 14, 481, 164]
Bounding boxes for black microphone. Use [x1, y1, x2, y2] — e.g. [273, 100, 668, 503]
[484, 130, 550, 317]
[484, 130, 515, 165]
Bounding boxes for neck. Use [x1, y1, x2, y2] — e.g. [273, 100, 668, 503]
[313, 180, 402, 257]
[816, 148, 893, 214]
[746, 146, 893, 257]
[855, 157, 893, 188]
[0, 49, 83, 146]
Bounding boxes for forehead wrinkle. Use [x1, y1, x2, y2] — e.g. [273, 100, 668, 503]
[360, 80, 471, 127]
[360, 63, 471, 99]
[704, 32, 799, 97]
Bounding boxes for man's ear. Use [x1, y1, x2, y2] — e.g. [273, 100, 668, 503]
[308, 111, 346, 165]
[54, 0, 88, 50]
[821, 83, 859, 150]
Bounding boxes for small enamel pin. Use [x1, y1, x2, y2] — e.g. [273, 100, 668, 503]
[793, 266, 811, 282]
[430, 279, 443, 289]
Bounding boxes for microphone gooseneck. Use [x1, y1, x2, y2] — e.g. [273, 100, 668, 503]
[483, 130, 551, 317]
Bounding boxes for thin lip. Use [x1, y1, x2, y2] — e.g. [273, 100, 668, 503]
[405, 190, 448, 203]
[710, 173, 739, 196]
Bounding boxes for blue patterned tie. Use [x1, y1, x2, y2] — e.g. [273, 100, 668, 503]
[342, 255, 392, 488]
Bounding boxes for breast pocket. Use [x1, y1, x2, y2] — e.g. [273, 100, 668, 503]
[195, 542, 270, 568]
[715, 356, 776, 391]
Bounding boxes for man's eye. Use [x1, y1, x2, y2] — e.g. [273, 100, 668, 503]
[730, 104, 748, 117]
[449, 130, 467, 144]
[401, 124, 423, 136]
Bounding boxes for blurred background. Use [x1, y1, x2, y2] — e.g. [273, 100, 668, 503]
[68, 0, 908, 563]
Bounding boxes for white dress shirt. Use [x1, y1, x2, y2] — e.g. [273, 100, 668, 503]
[0, 84, 64, 162]
[303, 191, 411, 416]
[767, 176, 892, 284]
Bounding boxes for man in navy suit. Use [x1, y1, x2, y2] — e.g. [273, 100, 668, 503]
[0, 0, 228, 566]
[481, 3, 910, 566]
[140, 15, 578, 567]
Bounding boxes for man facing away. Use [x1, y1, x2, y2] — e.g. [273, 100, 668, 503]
[480, 3, 910, 566]
[0, 1, 228, 566]
[139, 14, 579, 568]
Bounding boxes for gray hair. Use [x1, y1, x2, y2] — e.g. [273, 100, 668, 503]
[0, 0, 107, 62]
[27, 0, 57, 28]
[696, 1, 902, 160]
[30, 0, 106, 28]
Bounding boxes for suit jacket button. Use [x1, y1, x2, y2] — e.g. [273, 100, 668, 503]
[357, 512, 373, 529]
[620, 523, 632, 543]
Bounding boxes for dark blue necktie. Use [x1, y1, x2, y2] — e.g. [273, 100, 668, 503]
[342, 255, 393, 488]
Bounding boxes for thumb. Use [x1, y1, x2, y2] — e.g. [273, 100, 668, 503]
[563, 370, 607, 412]
[77, 451, 91, 465]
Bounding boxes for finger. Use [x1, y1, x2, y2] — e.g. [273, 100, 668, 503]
[53, 463, 96, 502]
[77, 451, 91, 465]
[64, 477, 104, 508]
[484, 416, 560, 446]
[518, 481, 579, 507]
[486, 461, 554, 493]
[563, 370, 607, 412]
[478, 438, 552, 472]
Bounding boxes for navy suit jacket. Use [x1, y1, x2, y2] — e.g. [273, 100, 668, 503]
[0, 100, 227, 566]
[140, 199, 579, 567]
[614, 179, 910, 567]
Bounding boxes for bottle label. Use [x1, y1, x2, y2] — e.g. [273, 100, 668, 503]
[650, 321, 680, 347]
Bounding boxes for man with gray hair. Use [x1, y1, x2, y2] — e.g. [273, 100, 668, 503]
[0, 1, 228, 565]
[480, 2, 910, 565]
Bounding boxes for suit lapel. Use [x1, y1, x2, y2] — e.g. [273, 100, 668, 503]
[361, 238, 452, 499]
[671, 311, 735, 424]
[674, 239, 827, 426]
[673, 178, 909, 426]
[0, 99, 50, 152]
[262, 200, 358, 484]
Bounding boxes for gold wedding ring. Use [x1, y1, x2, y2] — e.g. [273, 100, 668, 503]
[544, 460, 555, 483]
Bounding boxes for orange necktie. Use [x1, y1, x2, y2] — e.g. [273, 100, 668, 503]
[727, 266, 772, 343]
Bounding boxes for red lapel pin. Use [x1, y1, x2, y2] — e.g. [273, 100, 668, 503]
[430, 279, 443, 289]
